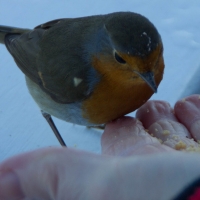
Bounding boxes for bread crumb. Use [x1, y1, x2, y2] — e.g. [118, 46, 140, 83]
[172, 135, 179, 140]
[175, 141, 186, 150]
[162, 130, 170, 136]
[185, 146, 200, 152]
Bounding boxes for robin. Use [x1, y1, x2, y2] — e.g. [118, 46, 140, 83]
[0, 12, 164, 147]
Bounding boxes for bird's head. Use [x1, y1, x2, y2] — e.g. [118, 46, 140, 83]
[87, 12, 164, 93]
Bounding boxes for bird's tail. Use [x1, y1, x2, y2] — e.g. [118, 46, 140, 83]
[0, 25, 30, 44]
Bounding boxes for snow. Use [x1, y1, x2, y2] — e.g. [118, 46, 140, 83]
[0, 0, 200, 161]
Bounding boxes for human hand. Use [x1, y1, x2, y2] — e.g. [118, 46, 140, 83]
[1, 95, 200, 200]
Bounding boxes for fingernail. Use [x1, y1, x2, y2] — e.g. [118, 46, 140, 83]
[0, 169, 23, 199]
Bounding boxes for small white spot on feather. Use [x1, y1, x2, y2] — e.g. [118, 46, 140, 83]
[73, 77, 83, 87]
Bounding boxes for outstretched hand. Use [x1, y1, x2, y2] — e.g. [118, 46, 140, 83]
[1, 95, 200, 200]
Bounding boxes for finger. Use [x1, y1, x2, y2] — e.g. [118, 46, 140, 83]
[0, 147, 110, 200]
[0, 148, 67, 199]
[0, 168, 24, 199]
[101, 116, 173, 156]
[2, 149, 200, 200]
[175, 94, 200, 141]
[136, 101, 198, 151]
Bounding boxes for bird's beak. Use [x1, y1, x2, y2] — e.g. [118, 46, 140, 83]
[135, 71, 157, 93]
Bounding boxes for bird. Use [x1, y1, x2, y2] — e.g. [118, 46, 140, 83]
[0, 12, 165, 147]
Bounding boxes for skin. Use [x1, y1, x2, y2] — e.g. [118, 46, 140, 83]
[1, 94, 200, 199]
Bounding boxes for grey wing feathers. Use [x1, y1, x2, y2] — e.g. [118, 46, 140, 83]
[2, 19, 92, 104]
[34, 19, 65, 29]
[4, 29, 71, 104]
[4, 29, 44, 86]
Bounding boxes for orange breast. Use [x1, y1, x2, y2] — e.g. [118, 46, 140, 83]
[82, 46, 164, 124]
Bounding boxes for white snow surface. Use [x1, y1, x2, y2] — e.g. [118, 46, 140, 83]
[0, 0, 200, 161]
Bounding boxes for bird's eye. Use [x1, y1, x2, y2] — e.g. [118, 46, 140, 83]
[114, 52, 126, 64]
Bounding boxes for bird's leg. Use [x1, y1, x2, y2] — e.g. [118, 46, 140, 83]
[41, 111, 67, 147]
